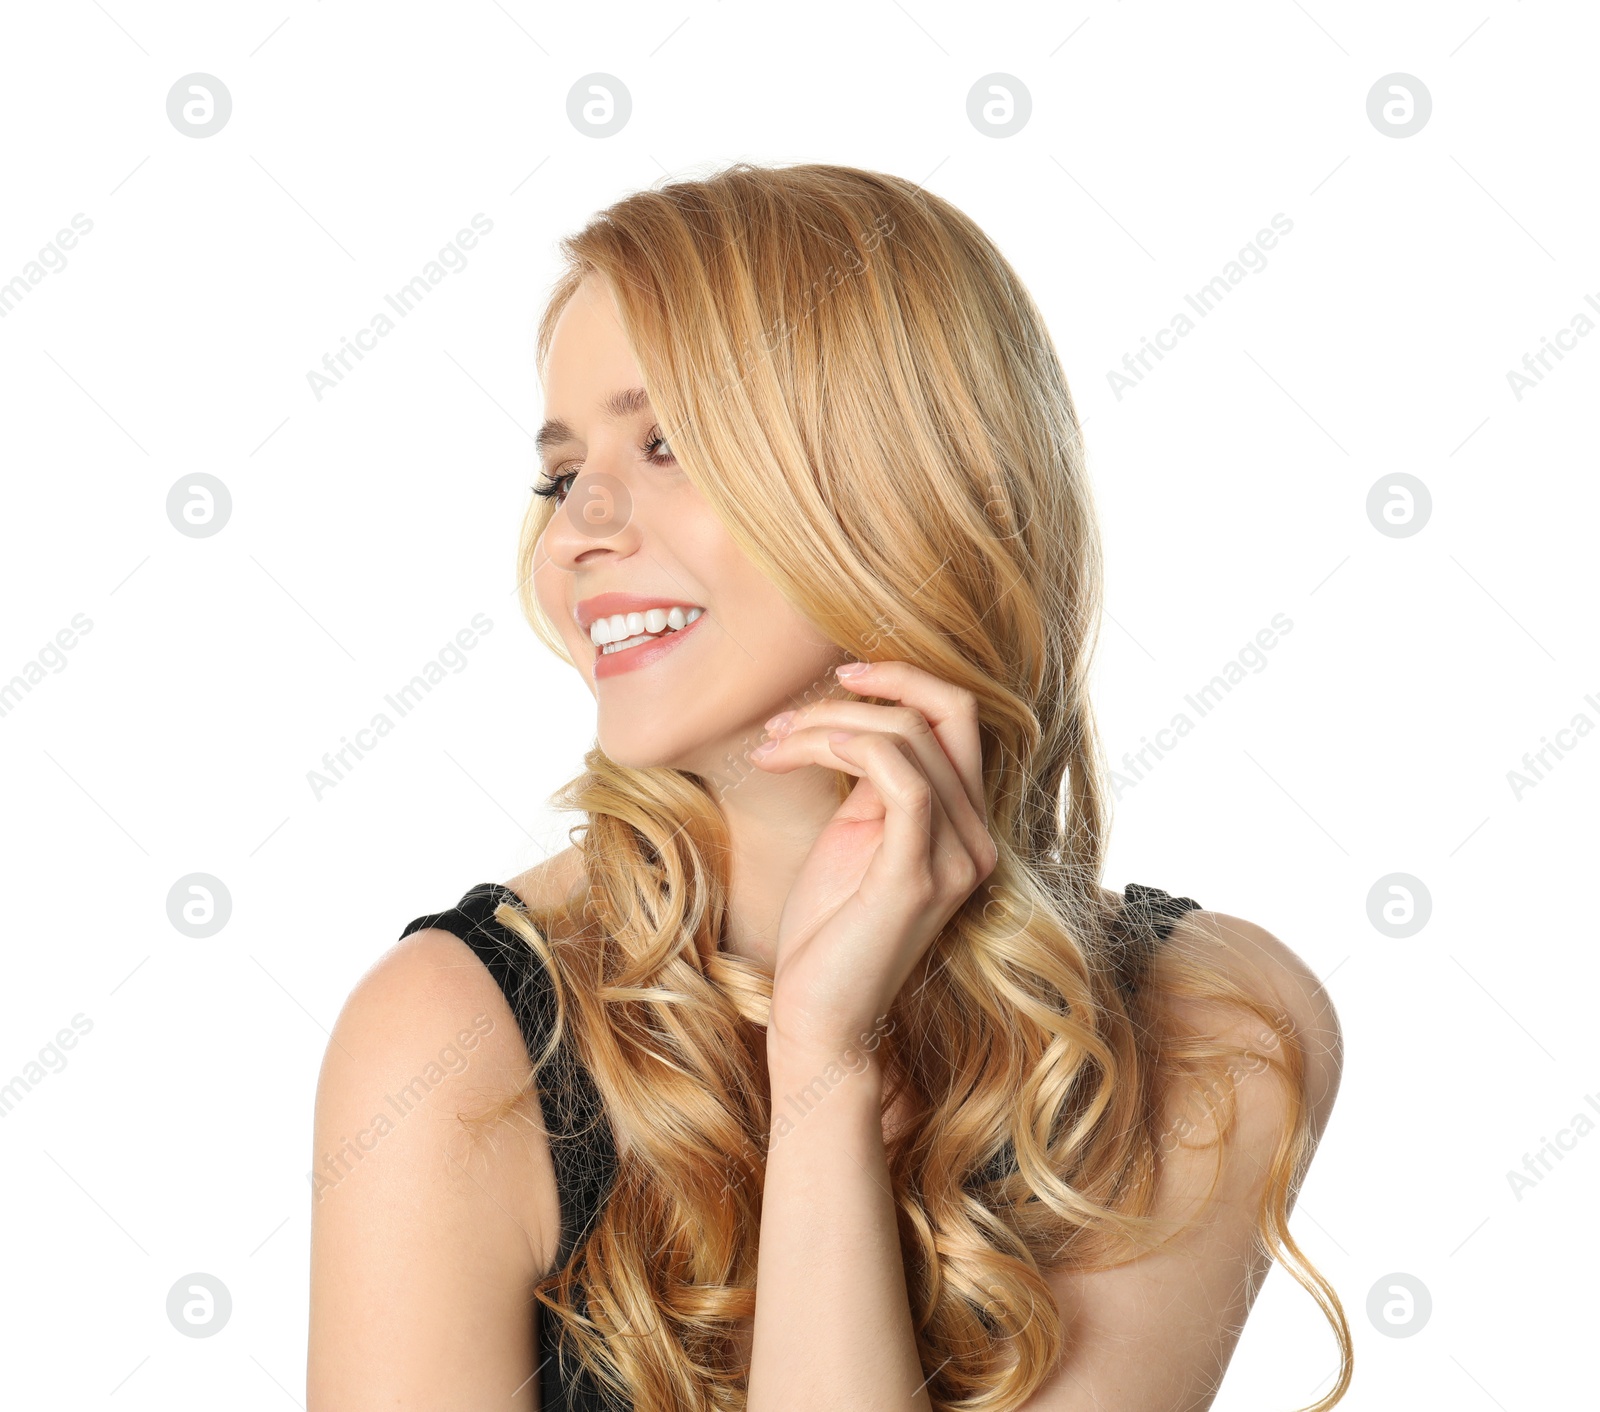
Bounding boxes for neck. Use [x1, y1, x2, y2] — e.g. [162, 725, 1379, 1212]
[704, 757, 842, 970]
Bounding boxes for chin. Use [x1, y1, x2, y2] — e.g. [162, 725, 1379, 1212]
[595, 720, 700, 773]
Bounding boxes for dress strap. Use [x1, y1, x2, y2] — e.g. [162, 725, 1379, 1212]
[1121, 881, 1202, 940]
[399, 882, 619, 1268]
[1109, 881, 1202, 999]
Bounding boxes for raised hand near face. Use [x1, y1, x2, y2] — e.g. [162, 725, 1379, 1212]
[750, 660, 998, 1063]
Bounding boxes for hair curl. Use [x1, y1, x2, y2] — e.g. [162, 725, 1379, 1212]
[485, 161, 1350, 1411]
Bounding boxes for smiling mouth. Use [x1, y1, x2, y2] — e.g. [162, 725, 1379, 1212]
[590, 605, 705, 656]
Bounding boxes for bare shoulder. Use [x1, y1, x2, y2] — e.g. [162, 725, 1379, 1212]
[1152, 905, 1345, 1139]
[306, 892, 566, 1410]
[1024, 906, 1347, 1407]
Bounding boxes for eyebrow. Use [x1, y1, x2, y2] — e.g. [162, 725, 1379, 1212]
[535, 386, 653, 457]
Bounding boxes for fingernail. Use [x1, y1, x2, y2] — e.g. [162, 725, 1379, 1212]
[753, 737, 779, 756]
[764, 710, 794, 734]
[828, 730, 855, 743]
[836, 662, 870, 678]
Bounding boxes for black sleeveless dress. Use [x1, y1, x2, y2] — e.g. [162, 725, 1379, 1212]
[400, 879, 1201, 1410]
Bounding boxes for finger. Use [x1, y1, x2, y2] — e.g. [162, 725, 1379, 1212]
[763, 701, 992, 874]
[824, 730, 982, 917]
[755, 724, 976, 900]
[831, 661, 986, 820]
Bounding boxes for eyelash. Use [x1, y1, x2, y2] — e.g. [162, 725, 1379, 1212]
[533, 428, 677, 503]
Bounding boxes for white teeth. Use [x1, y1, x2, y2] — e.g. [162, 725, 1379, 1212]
[589, 605, 705, 650]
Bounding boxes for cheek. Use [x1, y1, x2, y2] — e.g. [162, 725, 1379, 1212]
[532, 562, 581, 655]
[531, 567, 559, 628]
[724, 595, 839, 690]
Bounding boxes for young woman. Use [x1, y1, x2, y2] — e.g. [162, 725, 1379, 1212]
[307, 162, 1348, 1411]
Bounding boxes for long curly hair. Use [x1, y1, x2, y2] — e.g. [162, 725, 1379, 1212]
[488, 161, 1351, 1410]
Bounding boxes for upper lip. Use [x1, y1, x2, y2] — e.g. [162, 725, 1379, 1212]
[574, 592, 705, 632]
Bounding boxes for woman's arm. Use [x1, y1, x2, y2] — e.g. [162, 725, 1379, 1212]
[742, 660, 1001, 1409]
[746, 1035, 929, 1411]
[307, 928, 560, 1411]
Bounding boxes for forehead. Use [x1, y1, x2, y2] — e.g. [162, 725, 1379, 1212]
[539, 277, 653, 452]
[546, 274, 627, 364]
[543, 277, 643, 383]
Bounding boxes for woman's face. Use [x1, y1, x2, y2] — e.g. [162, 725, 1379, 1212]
[533, 273, 843, 777]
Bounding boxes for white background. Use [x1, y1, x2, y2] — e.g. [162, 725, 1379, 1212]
[1, 1, 1594, 1408]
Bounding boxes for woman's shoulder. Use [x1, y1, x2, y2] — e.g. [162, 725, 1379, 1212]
[307, 874, 571, 1402]
[1038, 899, 1345, 1401]
[309, 858, 585, 1274]
[354, 847, 589, 1090]
[364, 847, 588, 1059]
[1148, 900, 1345, 1138]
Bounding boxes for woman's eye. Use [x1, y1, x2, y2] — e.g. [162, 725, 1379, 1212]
[532, 469, 577, 503]
[534, 430, 675, 505]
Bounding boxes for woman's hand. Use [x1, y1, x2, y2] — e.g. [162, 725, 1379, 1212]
[749, 659, 998, 1065]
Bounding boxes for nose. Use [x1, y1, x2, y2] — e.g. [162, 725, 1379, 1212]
[537, 467, 642, 570]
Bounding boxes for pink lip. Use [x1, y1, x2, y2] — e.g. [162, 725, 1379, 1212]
[591, 605, 708, 679]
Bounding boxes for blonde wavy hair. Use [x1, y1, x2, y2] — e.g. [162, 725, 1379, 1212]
[489, 161, 1351, 1410]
